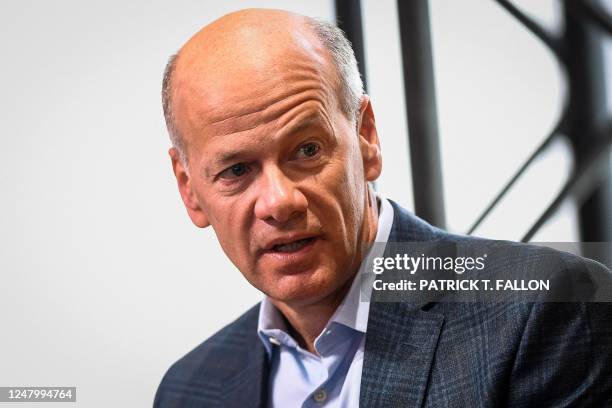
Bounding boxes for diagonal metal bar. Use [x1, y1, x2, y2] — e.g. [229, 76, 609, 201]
[467, 112, 568, 234]
[521, 123, 612, 242]
[495, 0, 566, 58]
[573, 0, 612, 36]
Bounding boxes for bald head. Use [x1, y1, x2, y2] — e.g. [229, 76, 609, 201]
[162, 9, 363, 163]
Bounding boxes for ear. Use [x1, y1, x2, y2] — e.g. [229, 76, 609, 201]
[169, 147, 211, 228]
[356, 95, 382, 181]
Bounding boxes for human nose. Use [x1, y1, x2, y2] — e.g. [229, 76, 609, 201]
[253, 166, 307, 223]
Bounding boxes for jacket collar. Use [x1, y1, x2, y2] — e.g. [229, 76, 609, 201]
[220, 331, 269, 408]
[360, 201, 445, 407]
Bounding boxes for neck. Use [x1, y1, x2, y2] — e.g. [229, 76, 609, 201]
[272, 188, 380, 354]
[273, 280, 352, 353]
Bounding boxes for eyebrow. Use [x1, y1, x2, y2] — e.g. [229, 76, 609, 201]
[213, 151, 248, 169]
[202, 151, 249, 179]
[279, 115, 324, 138]
[202, 114, 332, 178]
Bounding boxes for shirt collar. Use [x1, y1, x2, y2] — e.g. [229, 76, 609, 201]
[257, 195, 394, 355]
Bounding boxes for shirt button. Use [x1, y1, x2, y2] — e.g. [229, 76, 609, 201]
[269, 337, 281, 346]
[313, 389, 327, 403]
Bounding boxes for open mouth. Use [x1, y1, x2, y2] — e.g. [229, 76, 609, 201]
[271, 237, 316, 253]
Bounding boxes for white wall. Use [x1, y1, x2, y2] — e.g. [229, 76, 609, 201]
[1, 1, 609, 407]
[0, 1, 332, 407]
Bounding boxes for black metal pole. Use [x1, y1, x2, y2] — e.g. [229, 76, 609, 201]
[334, 0, 368, 92]
[563, 0, 612, 242]
[397, 0, 446, 228]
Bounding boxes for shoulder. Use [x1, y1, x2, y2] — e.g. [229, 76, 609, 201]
[154, 303, 262, 406]
[385, 201, 612, 403]
[389, 198, 610, 279]
[166, 303, 260, 376]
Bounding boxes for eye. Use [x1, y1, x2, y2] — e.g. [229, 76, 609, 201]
[218, 163, 251, 179]
[296, 142, 320, 159]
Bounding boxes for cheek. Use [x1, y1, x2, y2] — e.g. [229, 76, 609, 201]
[319, 144, 366, 240]
[342, 140, 367, 217]
[205, 196, 253, 260]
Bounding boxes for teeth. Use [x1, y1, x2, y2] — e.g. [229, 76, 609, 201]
[273, 238, 311, 252]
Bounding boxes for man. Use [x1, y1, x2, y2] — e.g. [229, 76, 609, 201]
[155, 9, 612, 407]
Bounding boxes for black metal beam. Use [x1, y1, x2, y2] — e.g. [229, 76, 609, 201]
[562, 0, 612, 242]
[334, 0, 368, 92]
[397, 0, 446, 228]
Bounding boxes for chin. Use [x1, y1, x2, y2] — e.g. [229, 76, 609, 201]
[263, 270, 345, 306]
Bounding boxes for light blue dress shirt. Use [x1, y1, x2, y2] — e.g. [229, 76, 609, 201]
[257, 196, 394, 407]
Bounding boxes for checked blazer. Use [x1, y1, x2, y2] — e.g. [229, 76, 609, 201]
[154, 200, 612, 407]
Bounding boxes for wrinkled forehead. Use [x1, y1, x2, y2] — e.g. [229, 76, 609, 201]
[171, 14, 341, 143]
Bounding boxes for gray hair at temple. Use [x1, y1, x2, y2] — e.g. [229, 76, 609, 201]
[161, 17, 365, 165]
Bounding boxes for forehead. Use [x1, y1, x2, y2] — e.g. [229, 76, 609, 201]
[171, 20, 342, 153]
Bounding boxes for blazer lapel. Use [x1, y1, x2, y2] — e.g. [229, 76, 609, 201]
[361, 301, 444, 407]
[360, 202, 445, 407]
[220, 341, 270, 408]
